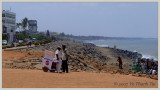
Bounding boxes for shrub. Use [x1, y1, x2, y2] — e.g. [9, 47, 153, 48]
[43, 39, 52, 44]
[2, 46, 7, 49]
[40, 41, 44, 45]
[43, 40, 48, 44]
[17, 43, 26, 47]
[6, 46, 12, 48]
[32, 42, 35, 44]
[11, 43, 14, 47]
[34, 41, 40, 46]
[48, 39, 52, 43]
[19, 43, 26, 46]
[17, 44, 21, 47]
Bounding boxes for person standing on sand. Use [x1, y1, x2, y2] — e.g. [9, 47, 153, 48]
[62, 45, 69, 73]
[27, 40, 29, 47]
[29, 40, 32, 47]
[117, 57, 123, 69]
[55, 47, 62, 73]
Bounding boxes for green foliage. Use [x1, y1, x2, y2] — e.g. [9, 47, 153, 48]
[43, 39, 52, 44]
[59, 32, 65, 37]
[37, 35, 45, 40]
[51, 36, 57, 41]
[39, 41, 43, 45]
[16, 23, 22, 32]
[29, 35, 45, 40]
[21, 31, 29, 38]
[17, 43, 26, 46]
[18, 33, 25, 40]
[20, 43, 26, 46]
[6, 46, 12, 48]
[22, 17, 28, 30]
[29, 35, 37, 39]
[2, 46, 7, 49]
[2, 34, 8, 40]
[11, 43, 14, 47]
[36, 39, 52, 45]
[32, 42, 35, 44]
[34, 41, 40, 46]
[46, 30, 50, 37]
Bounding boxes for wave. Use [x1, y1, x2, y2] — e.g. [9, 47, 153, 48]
[141, 54, 157, 61]
[132, 50, 157, 61]
[96, 44, 109, 47]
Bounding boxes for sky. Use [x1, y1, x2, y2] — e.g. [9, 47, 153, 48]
[2, 2, 158, 38]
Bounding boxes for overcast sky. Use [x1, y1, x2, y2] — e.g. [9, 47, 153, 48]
[2, 2, 158, 38]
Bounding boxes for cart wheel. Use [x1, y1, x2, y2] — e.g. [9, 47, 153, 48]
[42, 67, 49, 72]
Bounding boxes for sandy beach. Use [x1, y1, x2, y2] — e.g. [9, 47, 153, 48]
[2, 68, 158, 88]
[2, 41, 158, 88]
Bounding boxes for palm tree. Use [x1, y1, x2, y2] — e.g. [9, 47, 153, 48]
[21, 17, 28, 31]
[16, 23, 22, 32]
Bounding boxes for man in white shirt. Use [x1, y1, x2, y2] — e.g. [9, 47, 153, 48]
[55, 47, 62, 73]
[62, 45, 69, 73]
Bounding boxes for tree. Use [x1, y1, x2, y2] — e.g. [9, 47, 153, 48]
[59, 32, 65, 37]
[37, 35, 45, 40]
[46, 30, 50, 37]
[21, 17, 28, 31]
[16, 23, 22, 32]
[17, 33, 25, 40]
[29, 35, 45, 40]
[2, 34, 8, 40]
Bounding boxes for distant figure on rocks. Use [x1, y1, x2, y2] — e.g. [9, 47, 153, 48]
[62, 45, 69, 73]
[117, 57, 123, 69]
[55, 46, 62, 73]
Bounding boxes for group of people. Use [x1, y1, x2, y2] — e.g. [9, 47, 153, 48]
[117, 57, 158, 75]
[134, 58, 158, 75]
[51, 45, 69, 73]
[49, 46, 158, 75]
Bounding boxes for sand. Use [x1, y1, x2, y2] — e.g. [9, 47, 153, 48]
[2, 50, 158, 88]
[2, 51, 43, 61]
[2, 68, 158, 88]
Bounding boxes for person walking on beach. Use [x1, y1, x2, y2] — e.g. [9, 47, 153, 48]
[29, 40, 32, 47]
[55, 47, 62, 73]
[27, 40, 29, 47]
[62, 45, 69, 73]
[117, 57, 123, 69]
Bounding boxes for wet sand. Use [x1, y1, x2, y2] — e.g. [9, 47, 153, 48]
[2, 68, 158, 88]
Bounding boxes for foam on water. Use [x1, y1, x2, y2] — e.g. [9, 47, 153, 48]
[142, 54, 158, 61]
[96, 44, 109, 47]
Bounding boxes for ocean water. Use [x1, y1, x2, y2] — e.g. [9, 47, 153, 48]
[84, 38, 158, 60]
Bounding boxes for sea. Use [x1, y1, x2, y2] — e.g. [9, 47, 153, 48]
[84, 38, 158, 61]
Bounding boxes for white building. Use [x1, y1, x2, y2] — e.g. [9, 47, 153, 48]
[2, 10, 16, 43]
[28, 20, 37, 34]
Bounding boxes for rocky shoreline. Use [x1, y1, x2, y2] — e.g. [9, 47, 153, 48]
[3, 40, 158, 80]
[3, 40, 142, 71]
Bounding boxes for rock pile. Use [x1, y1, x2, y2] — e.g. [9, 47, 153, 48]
[106, 47, 142, 60]
[3, 40, 142, 72]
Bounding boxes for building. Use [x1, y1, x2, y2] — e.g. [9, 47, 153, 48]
[2, 10, 16, 43]
[27, 20, 37, 34]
